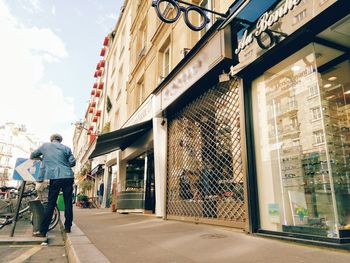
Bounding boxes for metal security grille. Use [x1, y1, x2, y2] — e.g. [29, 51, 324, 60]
[167, 78, 246, 228]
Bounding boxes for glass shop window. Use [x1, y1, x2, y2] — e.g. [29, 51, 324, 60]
[125, 154, 145, 192]
[252, 34, 350, 238]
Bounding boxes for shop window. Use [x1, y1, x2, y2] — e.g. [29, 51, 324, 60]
[252, 34, 350, 238]
[125, 155, 145, 192]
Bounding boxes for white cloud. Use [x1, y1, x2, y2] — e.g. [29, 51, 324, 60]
[18, 0, 43, 13]
[51, 5, 56, 15]
[106, 13, 118, 20]
[0, 1, 76, 146]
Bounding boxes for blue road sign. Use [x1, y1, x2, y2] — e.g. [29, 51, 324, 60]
[12, 158, 41, 181]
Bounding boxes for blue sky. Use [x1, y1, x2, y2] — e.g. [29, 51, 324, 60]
[0, 0, 123, 146]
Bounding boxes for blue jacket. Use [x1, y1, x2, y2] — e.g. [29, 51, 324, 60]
[30, 140, 76, 180]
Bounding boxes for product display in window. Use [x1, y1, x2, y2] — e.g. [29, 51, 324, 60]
[125, 156, 145, 192]
[253, 42, 350, 238]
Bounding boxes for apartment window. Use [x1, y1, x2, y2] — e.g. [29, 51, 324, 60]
[138, 24, 146, 58]
[199, 0, 213, 37]
[311, 107, 322, 120]
[119, 27, 126, 59]
[118, 66, 124, 91]
[288, 96, 297, 108]
[111, 55, 116, 77]
[272, 100, 281, 115]
[290, 116, 298, 128]
[114, 110, 120, 129]
[308, 83, 319, 97]
[138, 81, 145, 106]
[163, 46, 170, 78]
[313, 130, 325, 144]
[293, 9, 306, 24]
[158, 37, 171, 83]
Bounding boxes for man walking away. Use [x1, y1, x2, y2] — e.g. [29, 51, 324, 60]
[30, 134, 76, 237]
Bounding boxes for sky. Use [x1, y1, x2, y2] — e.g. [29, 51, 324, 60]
[0, 0, 123, 147]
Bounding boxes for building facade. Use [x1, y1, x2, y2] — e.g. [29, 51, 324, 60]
[0, 122, 40, 187]
[228, 0, 350, 245]
[74, 0, 350, 247]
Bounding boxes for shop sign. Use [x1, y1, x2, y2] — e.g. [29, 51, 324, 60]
[162, 52, 207, 107]
[235, 0, 302, 55]
[161, 28, 231, 110]
[125, 95, 154, 127]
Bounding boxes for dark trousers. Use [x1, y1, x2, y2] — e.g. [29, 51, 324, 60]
[41, 178, 74, 233]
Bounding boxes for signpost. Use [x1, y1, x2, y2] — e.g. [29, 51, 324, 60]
[9, 158, 41, 237]
[13, 158, 41, 182]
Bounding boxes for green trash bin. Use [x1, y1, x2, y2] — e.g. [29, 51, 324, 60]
[57, 192, 65, 211]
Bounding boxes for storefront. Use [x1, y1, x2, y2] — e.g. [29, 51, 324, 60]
[152, 19, 249, 228]
[166, 78, 246, 228]
[89, 97, 156, 214]
[229, 0, 350, 245]
[116, 151, 155, 213]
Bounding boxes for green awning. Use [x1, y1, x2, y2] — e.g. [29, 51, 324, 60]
[89, 120, 152, 159]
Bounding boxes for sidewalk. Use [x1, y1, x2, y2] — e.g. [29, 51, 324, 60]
[0, 217, 67, 262]
[66, 208, 350, 263]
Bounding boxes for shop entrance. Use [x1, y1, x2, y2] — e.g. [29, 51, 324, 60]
[166, 78, 246, 228]
[117, 151, 156, 213]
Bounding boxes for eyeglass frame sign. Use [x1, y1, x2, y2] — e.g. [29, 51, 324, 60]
[151, 0, 227, 32]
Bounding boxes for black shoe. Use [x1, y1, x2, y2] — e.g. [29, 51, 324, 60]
[64, 228, 71, 233]
[33, 231, 46, 237]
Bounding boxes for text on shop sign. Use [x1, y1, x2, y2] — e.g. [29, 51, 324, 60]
[235, 0, 303, 54]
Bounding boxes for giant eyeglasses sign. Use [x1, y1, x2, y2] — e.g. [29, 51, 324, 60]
[151, 0, 227, 31]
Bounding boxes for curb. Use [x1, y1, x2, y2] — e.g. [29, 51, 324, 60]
[0, 236, 47, 245]
[61, 221, 110, 263]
